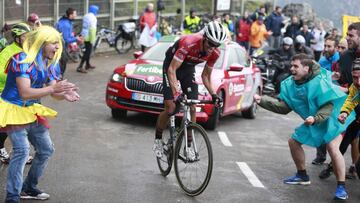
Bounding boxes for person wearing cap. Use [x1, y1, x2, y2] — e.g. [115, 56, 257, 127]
[183, 8, 201, 34]
[254, 53, 354, 201]
[250, 5, 267, 22]
[77, 5, 99, 73]
[0, 23, 32, 165]
[27, 13, 42, 29]
[249, 15, 272, 55]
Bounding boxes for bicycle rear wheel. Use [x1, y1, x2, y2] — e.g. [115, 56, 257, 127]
[115, 35, 132, 54]
[174, 123, 213, 196]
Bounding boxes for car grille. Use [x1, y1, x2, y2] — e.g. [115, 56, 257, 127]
[126, 78, 163, 94]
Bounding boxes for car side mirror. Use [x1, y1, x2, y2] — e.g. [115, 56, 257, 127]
[133, 51, 143, 59]
[229, 63, 244, 71]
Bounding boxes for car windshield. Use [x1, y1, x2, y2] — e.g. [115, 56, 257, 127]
[141, 42, 171, 61]
[213, 48, 225, 70]
[141, 42, 225, 70]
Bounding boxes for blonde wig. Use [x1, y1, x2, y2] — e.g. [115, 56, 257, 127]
[21, 25, 63, 67]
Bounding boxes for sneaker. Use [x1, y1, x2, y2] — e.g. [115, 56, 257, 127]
[0, 148, 10, 163]
[333, 185, 348, 200]
[20, 190, 50, 200]
[283, 174, 311, 185]
[345, 165, 357, 179]
[312, 157, 326, 165]
[186, 147, 196, 161]
[319, 164, 333, 179]
[152, 139, 163, 158]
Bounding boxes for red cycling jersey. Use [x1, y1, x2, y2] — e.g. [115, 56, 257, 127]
[173, 33, 220, 68]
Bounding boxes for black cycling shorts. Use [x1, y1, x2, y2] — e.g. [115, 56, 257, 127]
[162, 53, 198, 101]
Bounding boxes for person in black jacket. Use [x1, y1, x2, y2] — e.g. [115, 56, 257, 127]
[265, 6, 284, 49]
[284, 16, 303, 40]
[297, 24, 314, 47]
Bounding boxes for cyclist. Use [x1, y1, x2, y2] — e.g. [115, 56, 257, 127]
[153, 21, 226, 157]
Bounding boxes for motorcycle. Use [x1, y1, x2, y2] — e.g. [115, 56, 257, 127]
[252, 48, 290, 95]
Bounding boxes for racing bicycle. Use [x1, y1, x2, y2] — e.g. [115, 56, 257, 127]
[156, 96, 213, 196]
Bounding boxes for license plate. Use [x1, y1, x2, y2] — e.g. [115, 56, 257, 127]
[132, 93, 163, 104]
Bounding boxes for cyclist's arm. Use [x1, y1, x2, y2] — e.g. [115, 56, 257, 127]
[167, 58, 182, 97]
[201, 64, 215, 95]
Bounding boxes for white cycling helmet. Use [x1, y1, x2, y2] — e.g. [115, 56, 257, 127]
[295, 35, 306, 44]
[204, 21, 227, 46]
[283, 37, 293, 46]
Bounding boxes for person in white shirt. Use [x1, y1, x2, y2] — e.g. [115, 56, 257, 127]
[311, 21, 326, 61]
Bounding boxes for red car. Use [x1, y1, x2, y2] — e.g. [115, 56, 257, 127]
[106, 35, 262, 130]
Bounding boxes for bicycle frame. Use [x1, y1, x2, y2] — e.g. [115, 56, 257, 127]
[170, 99, 209, 161]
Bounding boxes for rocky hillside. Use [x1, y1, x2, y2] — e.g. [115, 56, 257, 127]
[278, 0, 360, 30]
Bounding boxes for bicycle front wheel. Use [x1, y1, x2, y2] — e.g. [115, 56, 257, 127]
[156, 134, 173, 177]
[174, 123, 213, 196]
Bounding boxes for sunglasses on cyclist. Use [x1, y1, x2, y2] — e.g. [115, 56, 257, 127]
[338, 46, 347, 50]
[206, 39, 220, 48]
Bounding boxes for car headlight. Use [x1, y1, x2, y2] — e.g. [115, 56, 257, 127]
[198, 84, 209, 95]
[111, 73, 124, 83]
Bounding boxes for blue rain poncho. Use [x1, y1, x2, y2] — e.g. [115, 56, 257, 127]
[279, 68, 355, 147]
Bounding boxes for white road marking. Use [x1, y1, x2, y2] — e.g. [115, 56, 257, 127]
[236, 162, 265, 188]
[218, 131, 232, 147]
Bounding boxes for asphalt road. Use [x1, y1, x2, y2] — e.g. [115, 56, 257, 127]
[0, 52, 359, 203]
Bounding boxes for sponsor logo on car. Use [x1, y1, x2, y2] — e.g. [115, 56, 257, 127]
[134, 64, 162, 76]
[229, 82, 244, 96]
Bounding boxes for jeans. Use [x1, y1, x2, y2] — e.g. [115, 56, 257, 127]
[5, 122, 54, 202]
